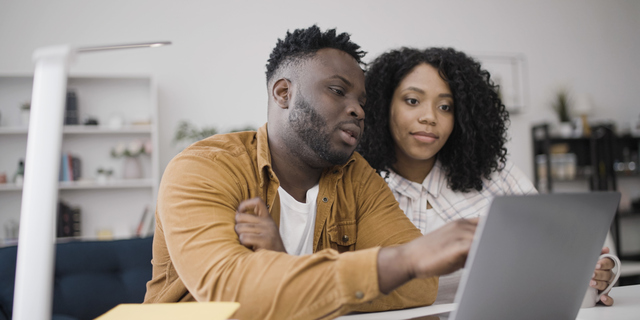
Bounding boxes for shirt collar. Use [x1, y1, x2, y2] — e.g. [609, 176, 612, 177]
[257, 123, 274, 187]
[386, 160, 446, 199]
[423, 160, 446, 198]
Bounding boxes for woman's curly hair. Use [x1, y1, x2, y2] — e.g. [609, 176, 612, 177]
[358, 47, 509, 192]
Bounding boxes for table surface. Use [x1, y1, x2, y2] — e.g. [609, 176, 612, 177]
[336, 285, 640, 320]
[576, 285, 640, 320]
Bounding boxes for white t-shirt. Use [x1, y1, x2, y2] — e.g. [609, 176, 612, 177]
[278, 184, 319, 256]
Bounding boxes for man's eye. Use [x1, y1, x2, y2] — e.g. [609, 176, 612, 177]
[405, 98, 419, 105]
[330, 87, 344, 96]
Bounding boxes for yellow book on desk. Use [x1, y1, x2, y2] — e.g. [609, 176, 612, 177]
[95, 302, 240, 320]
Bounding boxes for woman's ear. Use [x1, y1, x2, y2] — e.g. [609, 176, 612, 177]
[272, 78, 292, 109]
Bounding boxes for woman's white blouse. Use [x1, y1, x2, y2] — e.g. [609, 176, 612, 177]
[385, 160, 537, 304]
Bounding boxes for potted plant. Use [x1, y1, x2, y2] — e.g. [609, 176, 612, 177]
[552, 89, 573, 137]
[173, 120, 256, 151]
[173, 120, 219, 151]
[20, 102, 30, 127]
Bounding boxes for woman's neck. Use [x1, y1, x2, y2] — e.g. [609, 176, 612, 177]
[392, 153, 436, 184]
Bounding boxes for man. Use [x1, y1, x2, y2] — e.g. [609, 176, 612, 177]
[144, 25, 477, 319]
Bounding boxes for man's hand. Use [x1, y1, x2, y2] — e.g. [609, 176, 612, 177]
[378, 218, 478, 294]
[235, 197, 287, 253]
[592, 247, 615, 306]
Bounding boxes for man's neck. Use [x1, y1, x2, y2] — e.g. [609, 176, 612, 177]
[269, 138, 323, 203]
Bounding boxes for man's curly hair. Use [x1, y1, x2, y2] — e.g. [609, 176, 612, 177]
[265, 25, 366, 84]
[358, 47, 510, 192]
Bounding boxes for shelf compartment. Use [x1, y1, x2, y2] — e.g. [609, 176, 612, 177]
[0, 179, 154, 191]
[0, 125, 152, 135]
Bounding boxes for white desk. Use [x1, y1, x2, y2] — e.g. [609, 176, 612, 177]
[337, 285, 640, 320]
[576, 285, 640, 320]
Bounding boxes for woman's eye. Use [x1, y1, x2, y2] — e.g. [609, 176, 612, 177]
[405, 98, 419, 105]
[439, 104, 452, 112]
[330, 87, 344, 96]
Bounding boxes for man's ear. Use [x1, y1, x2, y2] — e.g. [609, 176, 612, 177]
[272, 78, 292, 109]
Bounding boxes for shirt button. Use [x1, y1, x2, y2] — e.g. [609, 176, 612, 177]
[322, 197, 328, 203]
[266, 204, 270, 209]
[342, 235, 349, 242]
[355, 291, 364, 299]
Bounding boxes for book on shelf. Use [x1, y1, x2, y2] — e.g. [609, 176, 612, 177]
[136, 204, 156, 237]
[136, 205, 149, 237]
[64, 90, 79, 125]
[59, 153, 82, 182]
[57, 201, 81, 238]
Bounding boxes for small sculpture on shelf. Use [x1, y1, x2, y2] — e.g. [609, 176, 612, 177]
[83, 116, 99, 126]
[111, 139, 152, 179]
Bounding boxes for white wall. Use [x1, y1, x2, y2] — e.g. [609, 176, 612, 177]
[1, 0, 639, 180]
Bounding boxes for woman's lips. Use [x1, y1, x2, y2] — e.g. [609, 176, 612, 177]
[411, 131, 438, 143]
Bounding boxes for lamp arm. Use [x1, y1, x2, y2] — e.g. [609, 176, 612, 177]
[13, 45, 73, 320]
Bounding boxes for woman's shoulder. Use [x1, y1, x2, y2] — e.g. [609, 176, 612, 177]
[483, 160, 538, 195]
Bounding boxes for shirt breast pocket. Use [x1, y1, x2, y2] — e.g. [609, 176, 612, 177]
[327, 221, 357, 253]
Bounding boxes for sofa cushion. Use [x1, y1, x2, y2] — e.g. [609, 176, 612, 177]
[0, 237, 152, 320]
[0, 245, 17, 320]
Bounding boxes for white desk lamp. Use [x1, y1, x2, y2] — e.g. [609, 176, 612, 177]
[12, 41, 170, 320]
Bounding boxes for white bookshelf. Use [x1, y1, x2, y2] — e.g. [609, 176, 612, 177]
[0, 74, 159, 242]
[0, 125, 153, 135]
[0, 179, 155, 191]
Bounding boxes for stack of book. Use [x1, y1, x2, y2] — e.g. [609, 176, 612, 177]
[57, 201, 81, 238]
[64, 90, 79, 125]
[59, 153, 81, 181]
[136, 205, 155, 237]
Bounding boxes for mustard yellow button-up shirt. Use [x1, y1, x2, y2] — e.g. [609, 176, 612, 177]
[144, 124, 437, 319]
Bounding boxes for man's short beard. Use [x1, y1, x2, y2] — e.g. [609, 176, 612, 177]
[288, 96, 353, 166]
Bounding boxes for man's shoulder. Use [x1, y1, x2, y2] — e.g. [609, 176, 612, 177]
[341, 151, 377, 176]
[165, 131, 260, 177]
[179, 131, 258, 161]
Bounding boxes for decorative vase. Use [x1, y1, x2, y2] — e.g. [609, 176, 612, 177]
[20, 109, 30, 127]
[558, 122, 573, 138]
[122, 157, 143, 179]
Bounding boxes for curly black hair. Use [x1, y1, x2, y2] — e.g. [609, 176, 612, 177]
[358, 47, 510, 192]
[265, 25, 366, 83]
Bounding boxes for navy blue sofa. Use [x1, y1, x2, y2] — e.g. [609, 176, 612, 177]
[0, 236, 153, 320]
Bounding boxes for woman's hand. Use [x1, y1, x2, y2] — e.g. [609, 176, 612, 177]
[592, 247, 615, 306]
[235, 197, 287, 253]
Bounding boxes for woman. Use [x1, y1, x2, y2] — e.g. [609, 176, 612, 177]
[358, 47, 615, 305]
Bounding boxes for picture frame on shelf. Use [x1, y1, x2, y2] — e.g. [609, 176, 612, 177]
[472, 53, 528, 115]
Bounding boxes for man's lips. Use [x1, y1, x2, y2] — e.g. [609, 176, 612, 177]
[411, 131, 439, 143]
[339, 123, 361, 146]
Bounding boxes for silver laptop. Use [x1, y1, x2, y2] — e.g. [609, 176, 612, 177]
[446, 192, 621, 320]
